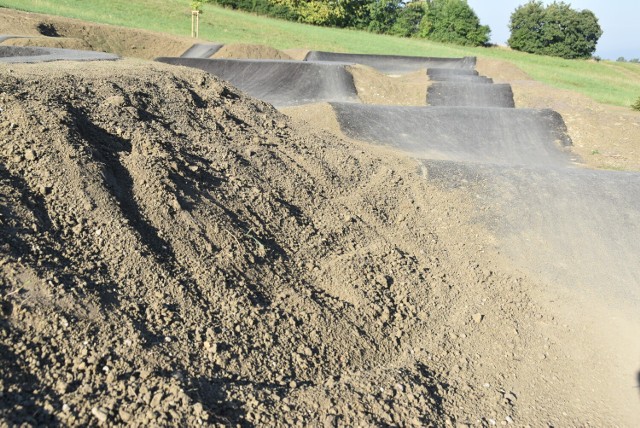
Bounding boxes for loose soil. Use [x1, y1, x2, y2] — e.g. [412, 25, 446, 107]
[1, 8, 639, 427]
[212, 44, 292, 61]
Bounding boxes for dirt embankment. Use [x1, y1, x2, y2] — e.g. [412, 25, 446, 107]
[0, 8, 193, 59]
[0, 59, 612, 426]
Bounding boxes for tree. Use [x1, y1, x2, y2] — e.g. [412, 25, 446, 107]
[508, 1, 602, 59]
[389, 3, 425, 37]
[365, 0, 402, 34]
[418, 0, 490, 46]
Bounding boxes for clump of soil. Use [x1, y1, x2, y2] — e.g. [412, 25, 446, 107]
[212, 44, 293, 60]
[0, 59, 600, 426]
[0, 8, 193, 59]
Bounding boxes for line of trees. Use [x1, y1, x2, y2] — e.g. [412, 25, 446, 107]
[208, 0, 491, 47]
[203, 0, 606, 60]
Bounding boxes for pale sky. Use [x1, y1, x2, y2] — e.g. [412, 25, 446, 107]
[466, 0, 640, 60]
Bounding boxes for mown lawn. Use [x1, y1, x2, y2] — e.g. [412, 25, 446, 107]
[2, 0, 639, 107]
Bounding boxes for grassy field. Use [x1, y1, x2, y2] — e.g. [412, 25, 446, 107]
[2, 0, 639, 108]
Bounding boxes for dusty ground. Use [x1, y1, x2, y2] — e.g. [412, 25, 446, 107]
[1, 8, 639, 427]
[212, 44, 292, 60]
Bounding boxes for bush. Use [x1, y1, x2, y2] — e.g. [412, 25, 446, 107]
[508, 1, 602, 59]
[632, 97, 640, 112]
[418, 0, 490, 46]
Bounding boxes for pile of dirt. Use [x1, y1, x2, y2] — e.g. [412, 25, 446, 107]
[348, 65, 429, 106]
[0, 8, 193, 59]
[212, 44, 292, 60]
[475, 58, 532, 83]
[0, 59, 607, 426]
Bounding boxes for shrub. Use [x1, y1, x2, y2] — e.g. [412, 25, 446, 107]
[632, 97, 640, 112]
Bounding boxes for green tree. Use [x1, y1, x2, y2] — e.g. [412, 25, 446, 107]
[389, 3, 425, 37]
[418, 0, 490, 46]
[365, 0, 402, 34]
[508, 1, 603, 59]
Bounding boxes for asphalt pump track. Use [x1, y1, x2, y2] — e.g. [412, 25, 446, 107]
[5, 41, 639, 419]
[322, 55, 640, 418]
[0, 43, 119, 63]
[157, 51, 640, 328]
[155, 57, 360, 107]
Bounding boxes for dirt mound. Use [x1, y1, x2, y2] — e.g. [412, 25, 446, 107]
[476, 58, 532, 83]
[0, 9, 192, 59]
[0, 59, 603, 426]
[212, 44, 292, 60]
[348, 65, 429, 106]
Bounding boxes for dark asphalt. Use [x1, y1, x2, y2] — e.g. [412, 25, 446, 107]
[0, 45, 119, 63]
[305, 51, 476, 74]
[155, 57, 360, 107]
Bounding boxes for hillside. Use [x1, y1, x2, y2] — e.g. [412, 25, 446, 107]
[1, 0, 640, 107]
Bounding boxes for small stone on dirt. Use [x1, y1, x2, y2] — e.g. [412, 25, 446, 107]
[91, 406, 108, 423]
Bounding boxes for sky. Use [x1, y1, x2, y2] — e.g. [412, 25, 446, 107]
[466, 0, 640, 60]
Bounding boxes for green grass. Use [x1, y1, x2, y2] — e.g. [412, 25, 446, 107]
[2, 0, 640, 108]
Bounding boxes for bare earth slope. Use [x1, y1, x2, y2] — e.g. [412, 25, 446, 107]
[1, 59, 625, 426]
[0, 8, 193, 59]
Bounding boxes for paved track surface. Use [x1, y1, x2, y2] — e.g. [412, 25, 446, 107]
[428, 69, 493, 83]
[423, 159, 640, 317]
[427, 82, 515, 107]
[427, 68, 479, 77]
[180, 43, 223, 58]
[0, 45, 119, 63]
[305, 51, 476, 74]
[155, 57, 360, 107]
[331, 104, 571, 166]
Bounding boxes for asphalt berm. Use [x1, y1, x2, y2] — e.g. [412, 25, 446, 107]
[305, 51, 476, 74]
[426, 82, 515, 108]
[155, 57, 359, 107]
[0, 45, 118, 63]
[329, 104, 573, 167]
